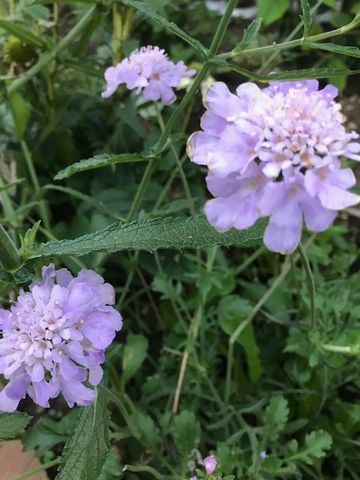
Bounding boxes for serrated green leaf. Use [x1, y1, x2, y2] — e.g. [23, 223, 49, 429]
[55, 391, 110, 480]
[306, 42, 360, 58]
[264, 396, 289, 441]
[33, 216, 265, 258]
[97, 450, 123, 480]
[121, 0, 207, 56]
[0, 412, 32, 440]
[54, 153, 146, 181]
[268, 67, 360, 81]
[0, 19, 43, 47]
[131, 412, 161, 451]
[122, 334, 148, 386]
[0, 263, 36, 285]
[288, 430, 332, 465]
[257, 0, 289, 26]
[300, 0, 312, 36]
[23, 409, 79, 456]
[262, 454, 283, 472]
[225, 61, 360, 82]
[234, 18, 262, 52]
[172, 410, 200, 455]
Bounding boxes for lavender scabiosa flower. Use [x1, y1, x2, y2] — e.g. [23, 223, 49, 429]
[102, 46, 196, 105]
[0, 264, 122, 411]
[187, 80, 360, 253]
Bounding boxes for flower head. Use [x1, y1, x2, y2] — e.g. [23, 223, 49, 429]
[187, 80, 360, 253]
[0, 264, 122, 411]
[102, 46, 196, 105]
[203, 455, 217, 474]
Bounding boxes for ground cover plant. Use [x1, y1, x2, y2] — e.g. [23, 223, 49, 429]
[0, 0, 360, 479]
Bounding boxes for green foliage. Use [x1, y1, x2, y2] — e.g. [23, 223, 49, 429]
[264, 396, 290, 441]
[287, 430, 333, 465]
[172, 410, 201, 456]
[307, 41, 360, 58]
[55, 154, 147, 181]
[233, 18, 263, 53]
[257, 0, 289, 26]
[33, 216, 265, 258]
[217, 296, 262, 383]
[122, 334, 149, 386]
[7, 92, 30, 139]
[121, 0, 208, 56]
[131, 411, 161, 451]
[300, 0, 312, 36]
[55, 391, 109, 480]
[0, 412, 32, 440]
[0, 19, 44, 47]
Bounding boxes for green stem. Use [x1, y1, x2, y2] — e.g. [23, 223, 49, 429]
[126, 64, 209, 221]
[112, 3, 123, 63]
[20, 140, 50, 230]
[152, 154, 187, 211]
[8, 5, 98, 94]
[298, 242, 317, 330]
[0, 224, 20, 271]
[208, 0, 238, 56]
[105, 388, 141, 440]
[172, 248, 217, 414]
[235, 246, 266, 275]
[155, 103, 195, 216]
[10, 458, 60, 480]
[321, 343, 360, 355]
[126, 1, 238, 220]
[259, 0, 324, 73]
[224, 236, 315, 403]
[0, 173, 16, 222]
[123, 464, 165, 479]
[219, 13, 360, 59]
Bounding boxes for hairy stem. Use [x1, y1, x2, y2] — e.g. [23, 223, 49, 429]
[219, 13, 360, 60]
[298, 242, 317, 330]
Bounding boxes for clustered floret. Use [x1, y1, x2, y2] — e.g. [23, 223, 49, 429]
[0, 264, 122, 411]
[102, 45, 195, 104]
[187, 80, 360, 253]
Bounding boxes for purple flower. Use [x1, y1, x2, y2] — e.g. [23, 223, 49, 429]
[187, 80, 360, 253]
[102, 46, 196, 105]
[203, 455, 217, 474]
[0, 264, 122, 411]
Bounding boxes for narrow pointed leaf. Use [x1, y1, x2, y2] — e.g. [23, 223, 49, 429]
[33, 216, 265, 258]
[0, 20, 44, 47]
[224, 62, 360, 83]
[306, 42, 360, 58]
[300, 0, 312, 36]
[54, 153, 146, 180]
[267, 67, 360, 81]
[233, 18, 262, 53]
[0, 412, 32, 440]
[121, 0, 208, 56]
